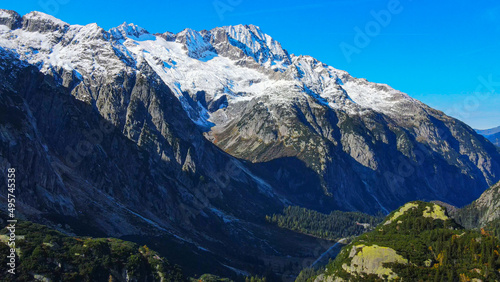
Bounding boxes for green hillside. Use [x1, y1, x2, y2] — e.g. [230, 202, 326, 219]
[303, 201, 500, 281]
[266, 206, 383, 240]
[0, 219, 185, 281]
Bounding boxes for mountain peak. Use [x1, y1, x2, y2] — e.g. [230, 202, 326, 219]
[0, 9, 22, 30]
[23, 11, 67, 24]
[21, 11, 68, 33]
[383, 201, 451, 227]
[175, 28, 214, 59]
[223, 24, 265, 40]
[23, 11, 68, 26]
[218, 24, 291, 69]
[177, 27, 203, 38]
[109, 22, 150, 40]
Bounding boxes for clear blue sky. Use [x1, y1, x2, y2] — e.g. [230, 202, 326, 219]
[2, 0, 500, 129]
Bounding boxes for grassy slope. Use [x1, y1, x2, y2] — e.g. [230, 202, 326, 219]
[301, 201, 500, 282]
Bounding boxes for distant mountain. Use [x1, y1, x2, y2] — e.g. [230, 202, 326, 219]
[476, 126, 500, 136]
[1, 9, 500, 279]
[476, 126, 500, 147]
[489, 133, 500, 147]
[307, 201, 500, 281]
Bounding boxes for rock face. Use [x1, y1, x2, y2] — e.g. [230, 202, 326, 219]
[1, 9, 500, 278]
[0, 9, 22, 29]
[341, 244, 407, 280]
[455, 181, 500, 229]
[489, 133, 500, 147]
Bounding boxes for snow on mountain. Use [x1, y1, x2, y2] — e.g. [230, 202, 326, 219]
[0, 9, 10, 18]
[175, 28, 215, 60]
[109, 22, 153, 41]
[0, 20, 129, 81]
[0, 9, 422, 126]
[22, 11, 69, 34]
[222, 24, 291, 69]
[0, 9, 22, 29]
[341, 78, 424, 117]
[23, 11, 66, 25]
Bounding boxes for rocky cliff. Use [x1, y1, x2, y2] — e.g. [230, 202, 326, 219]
[454, 181, 500, 229]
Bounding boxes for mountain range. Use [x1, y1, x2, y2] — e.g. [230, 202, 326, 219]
[476, 126, 500, 147]
[1, 9, 500, 279]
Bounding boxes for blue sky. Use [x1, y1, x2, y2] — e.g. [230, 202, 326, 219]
[2, 0, 500, 129]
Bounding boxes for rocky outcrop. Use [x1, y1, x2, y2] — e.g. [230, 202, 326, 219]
[315, 245, 405, 282]
[0, 9, 22, 30]
[21, 11, 69, 33]
[340, 244, 407, 280]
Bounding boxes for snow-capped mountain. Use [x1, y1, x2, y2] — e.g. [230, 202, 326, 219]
[1, 9, 500, 277]
[2, 8, 500, 211]
[0, 12, 416, 124]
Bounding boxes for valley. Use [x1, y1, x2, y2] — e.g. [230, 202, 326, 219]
[0, 8, 499, 281]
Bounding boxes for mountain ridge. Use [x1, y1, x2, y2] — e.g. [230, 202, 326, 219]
[476, 126, 500, 147]
[476, 126, 500, 136]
